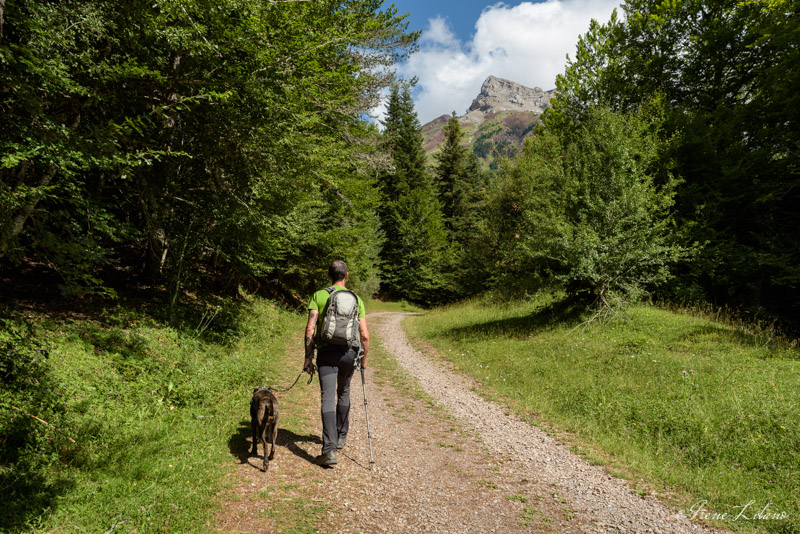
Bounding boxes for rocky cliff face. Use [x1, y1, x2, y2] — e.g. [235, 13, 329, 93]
[422, 76, 554, 167]
[461, 76, 554, 125]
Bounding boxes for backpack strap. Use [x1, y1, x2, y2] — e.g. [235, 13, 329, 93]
[316, 287, 337, 344]
[320, 287, 336, 316]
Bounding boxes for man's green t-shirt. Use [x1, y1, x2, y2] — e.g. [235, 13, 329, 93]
[308, 286, 365, 348]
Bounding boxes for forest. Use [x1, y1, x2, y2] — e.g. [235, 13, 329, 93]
[1, 0, 417, 305]
[2, 0, 798, 328]
[2, 0, 798, 326]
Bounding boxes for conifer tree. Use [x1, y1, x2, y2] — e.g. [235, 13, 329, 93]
[378, 86, 448, 304]
[434, 112, 466, 228]
[434, 113, 489, 295]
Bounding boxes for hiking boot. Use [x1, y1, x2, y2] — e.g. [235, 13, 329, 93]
[313, 451, 337, 466]
[337, 435, 346, 450]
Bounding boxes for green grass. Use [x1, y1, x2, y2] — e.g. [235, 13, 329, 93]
[405, 292, 800, 533]
[1, 297, 305, 533]
[362, 297, 422, 314]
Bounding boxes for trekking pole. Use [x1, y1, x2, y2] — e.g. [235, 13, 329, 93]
[356, 350, 375, 469]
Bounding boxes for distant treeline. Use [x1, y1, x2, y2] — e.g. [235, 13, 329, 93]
[377, 0, 800, 330]
[2, 0, 798, 329]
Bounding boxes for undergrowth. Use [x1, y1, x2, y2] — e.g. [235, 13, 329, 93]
[0, 296, 302, 533]
[406, 292, 799, 533]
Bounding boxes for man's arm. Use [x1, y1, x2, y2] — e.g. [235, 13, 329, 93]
[358, 318, 370, 368]
[304, 310, 318, 373]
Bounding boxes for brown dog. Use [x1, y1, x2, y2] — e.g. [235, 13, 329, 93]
[250, 387, 279, 471]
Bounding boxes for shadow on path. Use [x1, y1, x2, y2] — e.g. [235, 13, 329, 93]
[228, 421, 321, 469]
[339, 451, 372, 472]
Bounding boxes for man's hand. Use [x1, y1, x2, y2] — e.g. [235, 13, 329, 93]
[303, 356, 315, 375]
[303, 339, 315, 374]
[356, 348, 367, 370]
[304, 309, 318, 374]
[358, 318, 369, 370]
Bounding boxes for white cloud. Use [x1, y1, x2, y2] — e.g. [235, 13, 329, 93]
[392, 0, 622, 124]
[421, 16, 462, 49]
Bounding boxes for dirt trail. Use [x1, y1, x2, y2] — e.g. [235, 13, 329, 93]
[217, 312, 725, 533]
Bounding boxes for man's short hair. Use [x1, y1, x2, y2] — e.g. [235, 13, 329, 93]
[328, 260, 348, 282]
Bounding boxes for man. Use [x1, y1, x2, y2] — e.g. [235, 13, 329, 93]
[304, 260, 370, 466]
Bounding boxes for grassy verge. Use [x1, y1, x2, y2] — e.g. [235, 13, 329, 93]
[1, 296, 304, 533]
[405, 292, 799, 533]
[362, 297, 422, 314]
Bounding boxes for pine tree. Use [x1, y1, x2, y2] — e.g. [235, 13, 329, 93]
[378, 87, 448, 304]
[434, 112, 466, 228]
[433, 113, 489, 296]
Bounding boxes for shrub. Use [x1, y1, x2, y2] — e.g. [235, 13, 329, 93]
[0, 316, 68, 528]
[492, 102, 690, 311]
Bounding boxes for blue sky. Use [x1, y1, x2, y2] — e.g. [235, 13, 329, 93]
[379, 0, 622, 124]
[390, 0, 495, 43]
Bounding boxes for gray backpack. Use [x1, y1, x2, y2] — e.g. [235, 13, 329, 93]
[318, 287, 360, 347]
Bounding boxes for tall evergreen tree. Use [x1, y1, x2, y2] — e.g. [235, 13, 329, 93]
[378, 86, 448, 304]
[434, 112, 466, 228]
[433, 113, 489, 296]
[452, 151, 490, 294]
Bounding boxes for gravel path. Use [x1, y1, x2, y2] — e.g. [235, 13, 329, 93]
[217, 312, 727, 533]
[356, 312, 725, 534]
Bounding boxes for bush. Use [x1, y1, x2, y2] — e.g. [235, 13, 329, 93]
[492, 102, 690, 311]
[0, 316, 70, 529]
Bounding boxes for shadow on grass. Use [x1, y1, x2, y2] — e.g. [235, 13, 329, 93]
[677, 323, 788, 355]
[0, 323, 76, 533]
[0, 471, 74, 533]
[677, 324, 731, 343]
[440, 295, 587, 341]
[228, 421, 321, 469]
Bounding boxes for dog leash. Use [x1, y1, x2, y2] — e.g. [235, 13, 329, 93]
[263, 365, 315, 393]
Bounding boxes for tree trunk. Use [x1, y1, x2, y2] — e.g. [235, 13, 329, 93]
[169, 222, 192, 310]
[0, 165, 58, 257]
[0, 0, 6, 41]
[138, 176, 169, 284]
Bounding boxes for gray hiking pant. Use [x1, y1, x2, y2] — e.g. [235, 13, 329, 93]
[317, 346, 357, 454]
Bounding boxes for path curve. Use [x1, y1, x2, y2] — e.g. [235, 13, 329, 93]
[364, 312, 724, 534]
[217, 312, 728, 533]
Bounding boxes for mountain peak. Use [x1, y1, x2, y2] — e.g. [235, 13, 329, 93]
[466, 76, 553, 117]
[421, 77, 554, 167]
